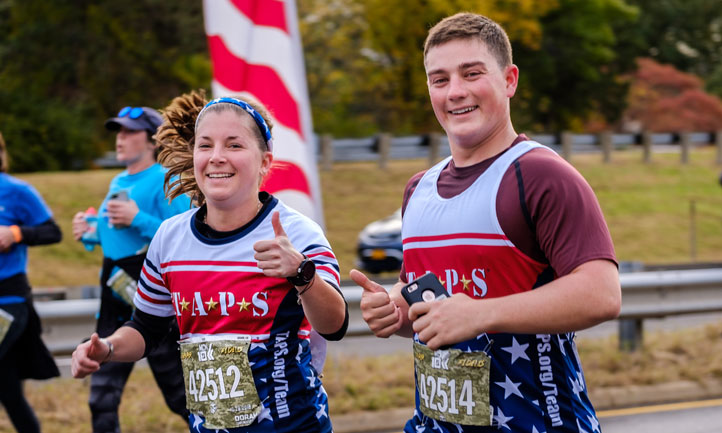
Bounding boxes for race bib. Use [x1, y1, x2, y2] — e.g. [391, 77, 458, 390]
[413, 342, 491, 426]
[0, 308, 14, 346]
[180, 335, 262, 429]
[107, 266, 136, 306]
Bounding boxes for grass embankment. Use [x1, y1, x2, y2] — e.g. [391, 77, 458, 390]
[2, 147, 722, 431]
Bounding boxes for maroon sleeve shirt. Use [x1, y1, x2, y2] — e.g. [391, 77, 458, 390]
[400, 135, 617, 282]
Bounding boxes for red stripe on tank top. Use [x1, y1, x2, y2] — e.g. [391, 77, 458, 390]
[403, 232, 509, 244]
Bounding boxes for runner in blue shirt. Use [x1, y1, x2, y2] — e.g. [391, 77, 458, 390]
[0, 131, 62, 433]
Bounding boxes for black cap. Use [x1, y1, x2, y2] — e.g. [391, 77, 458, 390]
[104, 107, 163, 135]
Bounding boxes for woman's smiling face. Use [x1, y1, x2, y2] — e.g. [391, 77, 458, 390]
[193, 109, 271, 211]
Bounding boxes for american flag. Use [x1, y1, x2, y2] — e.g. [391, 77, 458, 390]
[202, 0, 324, 226]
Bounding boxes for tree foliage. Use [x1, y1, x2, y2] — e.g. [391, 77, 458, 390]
[513, 0, 638, 132]
[0, 0, 210, 172]
[300, 0, 638, 136]
[299, 0, 558, 136]
[1, 0, 717, 172]
[298, 0, 381, 137]
[624, 58, 722, 132]
[624, 0, 722, 97]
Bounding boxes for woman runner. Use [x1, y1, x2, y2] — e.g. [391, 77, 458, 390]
[71, 91, 348, 432]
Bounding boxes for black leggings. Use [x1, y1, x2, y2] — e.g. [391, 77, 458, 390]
[0, 302, 40, 433]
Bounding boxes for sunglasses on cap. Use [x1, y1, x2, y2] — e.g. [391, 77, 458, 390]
[117, 106, 145, 119]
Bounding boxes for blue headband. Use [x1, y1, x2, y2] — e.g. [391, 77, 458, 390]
[195, 97, 274, 152]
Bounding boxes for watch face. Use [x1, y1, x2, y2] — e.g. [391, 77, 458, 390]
[299, 259, 316, 282]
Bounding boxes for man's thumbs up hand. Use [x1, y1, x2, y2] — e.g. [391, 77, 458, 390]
[350, 269, 403, 338]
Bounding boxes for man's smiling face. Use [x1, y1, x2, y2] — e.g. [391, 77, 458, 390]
[425, 37, 517, 151]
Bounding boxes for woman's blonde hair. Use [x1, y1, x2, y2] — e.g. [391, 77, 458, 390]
[156, 89, 273, 206]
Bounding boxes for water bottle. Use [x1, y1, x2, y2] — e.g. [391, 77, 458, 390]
[81, 207, 100, 251]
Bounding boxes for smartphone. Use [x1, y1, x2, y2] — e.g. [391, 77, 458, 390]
[107, 190, 130, 228]
[109, 190, 129, 201]
[400, 273, 449, 306]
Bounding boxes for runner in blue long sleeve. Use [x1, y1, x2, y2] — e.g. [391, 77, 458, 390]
[71, 106, 192, 432]
[0, 131, 62, 433]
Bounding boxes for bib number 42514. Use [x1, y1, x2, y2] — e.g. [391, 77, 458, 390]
[413, 343, 491, 426]
[418, 374, 476, 415]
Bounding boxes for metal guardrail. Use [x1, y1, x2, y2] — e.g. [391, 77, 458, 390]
[36, 268, 722, 356]
[96, 130, 722, 168]
[320, 132, 718, 162]
[36, 298, 99, 356]
[616, 268, 722, 350]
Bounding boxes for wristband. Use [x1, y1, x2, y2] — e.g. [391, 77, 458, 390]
[9, 225, 22, 243]
[296, 274, 316, 305]
[100, 338, 114, 364]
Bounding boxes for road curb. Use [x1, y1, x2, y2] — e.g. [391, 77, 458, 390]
[331, 380, 722, 433]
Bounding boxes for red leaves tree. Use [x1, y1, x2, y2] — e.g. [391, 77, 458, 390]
[623, 58, 722, 132]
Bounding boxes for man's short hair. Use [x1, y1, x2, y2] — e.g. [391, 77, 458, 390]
[424, 12, 513, 69]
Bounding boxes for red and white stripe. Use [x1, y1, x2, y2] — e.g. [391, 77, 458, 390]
[160, 260, 261, 274]
[203, 0, 324, 224]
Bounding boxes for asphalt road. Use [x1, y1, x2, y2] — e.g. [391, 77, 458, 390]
[599, 399, 722, 433]
[345, 399, 722, 433]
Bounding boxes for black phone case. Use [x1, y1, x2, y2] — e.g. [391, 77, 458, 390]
[400, 273, 449, 306]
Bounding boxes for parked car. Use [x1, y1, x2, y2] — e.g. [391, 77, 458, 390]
[356, 209, 403, 273]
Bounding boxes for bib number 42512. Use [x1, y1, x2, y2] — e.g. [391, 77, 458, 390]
[180, 336, 262, 429]
[187, 366, 245, 402]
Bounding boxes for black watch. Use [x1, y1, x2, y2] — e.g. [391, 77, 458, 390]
[287, 255, 316, 286]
